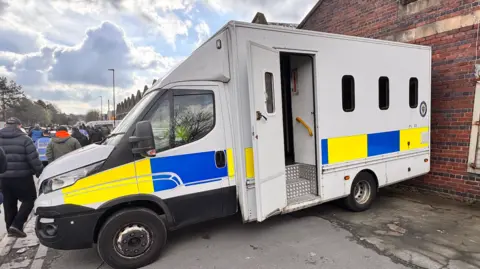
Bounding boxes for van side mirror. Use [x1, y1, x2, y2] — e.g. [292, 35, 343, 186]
[129, 121, 155, 155]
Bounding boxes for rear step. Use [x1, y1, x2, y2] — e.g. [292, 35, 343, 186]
[287, 178, 311, 200]
[284, 164, 321, 213]
[286, 163, 317, 201]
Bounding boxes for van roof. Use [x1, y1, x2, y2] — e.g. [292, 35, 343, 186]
[148, 20, 430, 94]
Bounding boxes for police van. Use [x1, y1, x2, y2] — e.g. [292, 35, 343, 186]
[34, 21, 431, 269]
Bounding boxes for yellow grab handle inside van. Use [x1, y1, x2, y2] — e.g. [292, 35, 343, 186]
[295, 117, 313, 137]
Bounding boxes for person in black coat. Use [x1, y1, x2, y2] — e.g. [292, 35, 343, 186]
[0, 117, 43, 237]
[0, 147, 6, 210]
[71, 127, 89, 147]
[89, 127, 105, 144]
[0, 147, 6, 174]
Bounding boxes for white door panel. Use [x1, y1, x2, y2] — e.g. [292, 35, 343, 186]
[247, 42, 287, 222]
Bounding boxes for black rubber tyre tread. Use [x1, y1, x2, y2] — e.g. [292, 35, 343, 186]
[97, 207, 167, 269]
[344, 171, 377, 212]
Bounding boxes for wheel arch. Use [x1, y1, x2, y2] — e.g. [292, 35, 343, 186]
[346, 168, 379, 195]
[343, 168, 379, 212]
[93, 194, 174, 243]
[358, 169, 379, 190]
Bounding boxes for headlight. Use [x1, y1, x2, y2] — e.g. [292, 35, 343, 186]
[40, 161, 104, 194]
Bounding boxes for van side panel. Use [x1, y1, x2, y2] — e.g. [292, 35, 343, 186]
[233, 24, 430, 206]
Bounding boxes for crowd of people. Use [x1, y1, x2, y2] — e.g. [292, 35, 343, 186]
[0, 118, 111, 238]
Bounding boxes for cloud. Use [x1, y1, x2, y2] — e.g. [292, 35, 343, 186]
[13, 47, 54, 85]
[24, 82, 120, 113]
[49, 21, 148, 88]
[1, 0, 193, 49]
[44, 0, 195, 48]
[0, 66, 15, 79]
[0, 51, 20, 71]
[128, 6, 192, 47]
[0, 19, 181, 114]
[0, 22, 45, 54]
[205, 0, 316, 23]
[15, 47, 54, 71]
[0, 0, 318, 115]
[195, 20, 210, 47]
[0, 0, 8, 15]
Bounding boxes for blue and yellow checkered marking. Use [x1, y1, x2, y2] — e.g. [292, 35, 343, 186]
[321, 127, 429, 165]
[63, 150, 230, 206]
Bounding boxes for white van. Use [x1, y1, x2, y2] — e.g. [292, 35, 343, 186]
[34, 21, 431, 269]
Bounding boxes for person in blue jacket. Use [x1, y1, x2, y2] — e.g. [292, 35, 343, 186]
[29, 124, 43, 143]
[36, 130, 51, 167]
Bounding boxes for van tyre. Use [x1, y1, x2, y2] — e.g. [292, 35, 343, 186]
[97, 208, 167, 269]
[344, 172, 377, 212]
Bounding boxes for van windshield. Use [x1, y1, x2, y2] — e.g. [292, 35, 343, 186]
[112, 91, 158, 135]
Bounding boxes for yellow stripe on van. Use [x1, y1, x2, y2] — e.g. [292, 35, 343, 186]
[227, 148, 235, 178]
[63, 178, 138, 205]
[245, 147, 254, 179]
[400, 127, 429, 151]
[62, 162, 138, 205]
[327, 134, 367, 164]
[64, 162, 136, 192]
[136, 158, 154, 194]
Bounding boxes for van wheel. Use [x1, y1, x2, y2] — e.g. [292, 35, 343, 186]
[97, 208, 167, 269]
[344, 172, 377, 212]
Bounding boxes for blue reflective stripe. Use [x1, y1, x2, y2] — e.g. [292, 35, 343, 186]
[321, 128, 427, 165]
[367, 131, 400, 157]
[36, 138, 50, 162]
[321, 139, 328, 165]
[150, 151, 227, 192]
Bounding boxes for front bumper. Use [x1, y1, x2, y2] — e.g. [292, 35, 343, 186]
[35, 204, 104, 250]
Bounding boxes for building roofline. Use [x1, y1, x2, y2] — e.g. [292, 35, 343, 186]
[297, 0, 325, 29]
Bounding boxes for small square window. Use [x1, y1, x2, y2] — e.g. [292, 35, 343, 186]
[342, 75, 355, 112]
[409, 77, 418, 108]
[379, 77, 389, 110]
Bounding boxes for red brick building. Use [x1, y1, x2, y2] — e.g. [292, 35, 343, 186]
[299, 0, 480, 202]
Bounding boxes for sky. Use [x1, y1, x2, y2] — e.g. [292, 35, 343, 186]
[0, 0, 316, 114]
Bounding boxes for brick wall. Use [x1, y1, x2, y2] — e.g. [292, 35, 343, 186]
[300, 0, 480, 202]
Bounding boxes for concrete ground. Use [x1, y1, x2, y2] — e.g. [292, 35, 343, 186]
[1, 189, 479, 269]
[319, 187, 480, 269]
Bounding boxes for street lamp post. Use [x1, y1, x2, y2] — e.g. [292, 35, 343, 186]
[108, 68, 115, 125]
[99, 96, 103, 120]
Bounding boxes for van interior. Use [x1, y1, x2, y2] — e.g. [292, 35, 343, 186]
[279, 52, 318, 204]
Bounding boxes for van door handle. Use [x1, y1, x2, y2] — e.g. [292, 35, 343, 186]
[215, 151, 226, 168]
[256, 111, 267, 121]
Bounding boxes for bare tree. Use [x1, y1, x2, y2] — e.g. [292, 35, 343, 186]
[136, 90, 142, 102]
[131, 94, 135, 106]
[174, 110, 214, 145]
[85, 110, 100, 122]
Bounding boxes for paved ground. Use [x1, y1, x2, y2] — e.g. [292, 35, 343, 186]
[0, 189, 479, 269]
[44, 214, 407, 269]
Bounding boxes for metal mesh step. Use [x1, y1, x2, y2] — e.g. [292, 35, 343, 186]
[287, 178, 311, 200]
[286, 164, 317, 198]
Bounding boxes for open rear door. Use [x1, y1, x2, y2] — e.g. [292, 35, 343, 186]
[247, 42, 287, 222]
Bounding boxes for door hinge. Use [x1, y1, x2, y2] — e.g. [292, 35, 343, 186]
[246, 179, 255, 189]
